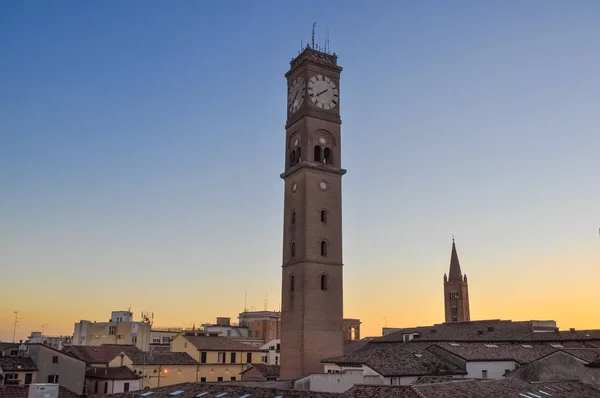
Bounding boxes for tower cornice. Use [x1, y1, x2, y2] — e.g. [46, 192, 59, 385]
[280, 161, 347, 180]
[285, 47, 343, 78]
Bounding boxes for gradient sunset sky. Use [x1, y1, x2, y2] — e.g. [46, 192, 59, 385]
[1, 0, 599, 342]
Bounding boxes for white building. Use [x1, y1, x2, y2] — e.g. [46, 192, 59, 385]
[259, 339, 280, 366]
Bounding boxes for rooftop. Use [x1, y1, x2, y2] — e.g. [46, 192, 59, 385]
[64, 344, 140, 364]
[0, 356, 38, 371]
[182, 335, 265, 352]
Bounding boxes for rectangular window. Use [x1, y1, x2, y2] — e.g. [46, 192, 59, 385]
[52, 356, 58, 363]
[230, 377, 236, 381]
[200, 377, 206, 383]
[94, 382, 99, 393]
[482, 370, 488, 379]
[230, 352, 237, 363]
[246, 353, 252, 363]
[132, 335, 137, 344]
[25, 373, 33, 384]
[218, 352, 225, 364]
[201, 352, 207, 363]
[5, 373, 18, 381]
[47, 375, 59, 383]
[217, 377, 223, 382]
[261, 355, 267, 363]
[108, 326, 117, 335]
[104, 382, 108, 394]
[124, 383, 130, 392]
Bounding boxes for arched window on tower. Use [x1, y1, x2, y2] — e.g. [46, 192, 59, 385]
[290, 150, 296, 166]
[320, 210, 327, 223]
[291, 241, 296, 257]
[314, 146, 322, 162]
[291, 211, 296, 224]
[290, 275, 295, 292]
[321, 274, 328, 291]
[323, 147, 332, 165]
[320, 240, 328, 256]
[297, 147, 302, 162]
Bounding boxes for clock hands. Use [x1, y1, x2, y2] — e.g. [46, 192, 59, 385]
[316, 89, 329, 97]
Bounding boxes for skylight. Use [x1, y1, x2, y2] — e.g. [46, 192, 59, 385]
[240, 395, 251, 398]
[522, 345, 533, 348]
[538, 391, 552, 396]
[141, 393, 154, 397]
[550, 344, 563, 348]
[169, 391, 184, 396]
[215, 394, 228, 398]
[195, 393, 208, 397]
[414, 353, 423, 358]
[484, 344, 498, 348]
[274, 396, 283, 398]
[449, 342, 460, 347]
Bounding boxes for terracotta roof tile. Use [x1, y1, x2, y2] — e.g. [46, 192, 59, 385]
[86, 366, 141, 380]
[0, 356, 38, 371]
[92, 381, 341, 398]
[64, 345, 140, 364]
[345, 384, 419, 398]
[0, 386, 77, 398]
[183, 335, 264, 352]
[363, 347, 466, 377]
[241, 364, 280, 378]
[127, 351, 198, 365]
[429, 342, 558, 364]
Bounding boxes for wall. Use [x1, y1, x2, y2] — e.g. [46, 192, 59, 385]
[466, 361, 517, 379]
[294, 370, 365, 393]
[27, 344, 85, 394]
[0, 370, 37, 385]
[132, 364, 198, 388]
[73, 321, 151, 350]
[170, 335, 263, 382]
[113, 379, 141, 393]
[510, 351, 600, 388]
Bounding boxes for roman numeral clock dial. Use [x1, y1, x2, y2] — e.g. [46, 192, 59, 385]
[288, 77, 306, 114]
[307, 75, 338, 110]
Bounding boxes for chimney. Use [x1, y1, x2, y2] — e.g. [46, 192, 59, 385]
[570, 328, 576, 333]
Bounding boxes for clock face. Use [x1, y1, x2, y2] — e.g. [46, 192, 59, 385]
[308, 75, 338, 110]
[288, 77, 306, 114]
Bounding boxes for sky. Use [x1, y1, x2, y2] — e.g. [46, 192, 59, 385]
[1, 0, 599, 342]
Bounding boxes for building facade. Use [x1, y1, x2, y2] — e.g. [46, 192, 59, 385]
[26, 344, 86, 394]
[443, 239, 470, 322]
[280, 45, 346, 379]
[238, 311, 281, 341]
[73, 311, 151, 350]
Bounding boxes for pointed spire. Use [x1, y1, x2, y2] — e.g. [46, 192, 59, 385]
[448, 238, 463, 282]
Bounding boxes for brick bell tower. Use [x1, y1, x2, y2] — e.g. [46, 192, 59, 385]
[279, 43, 345, 380]
[443, 239, 471, 322]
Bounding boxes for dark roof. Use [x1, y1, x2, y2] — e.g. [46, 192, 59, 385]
[411, 378, 600, 398]
[447, 239, 462, 282]
[241, 364, 280, 378]
[343, 339, 371, 355]
[127, 351, 198, 365]
[0, 386, 78, 398]
[182, 335, 264, 352]
[0, 356, 38, 371]
[562, 347, 600, 363]
[365, 348, 465, 377]
[92, 381, 340, 398]
[86, 366, 141, 380]
[64, 345, 140, 364]
[344, 385, 419, 398]
[430, 342, 558, 364]
[0, 343, 19, 352]
[376, 319, 583, 343]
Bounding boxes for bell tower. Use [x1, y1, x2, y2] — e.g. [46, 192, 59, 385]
[279, 44, 345, 380]
[443, 239, 471, 322]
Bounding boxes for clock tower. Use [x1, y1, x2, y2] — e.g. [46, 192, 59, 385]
[279, 45, 345, 380]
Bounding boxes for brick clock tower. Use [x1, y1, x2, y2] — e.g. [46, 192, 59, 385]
[443, 239, 471, 322]
[279, 45, 345, 380]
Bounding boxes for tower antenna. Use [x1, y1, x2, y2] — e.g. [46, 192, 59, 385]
[300, 28, 304, 52]
[326, 29, 330, 53]
[311, 22, 316, 49]
[41, 324, 49, 334]
[12, 311, 19, 343]
[244, 292, 247, 312]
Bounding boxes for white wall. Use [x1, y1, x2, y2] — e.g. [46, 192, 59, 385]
[113, 379, 141, 393]
[294, 370, 365, 393]
[466, 361, 517, 379]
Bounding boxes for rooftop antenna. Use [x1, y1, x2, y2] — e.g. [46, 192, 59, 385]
[40, 324, 49, 334]
[300, 28, 304, 52]
[244, 292, 248, 312]
[311, 22, 316, 49]
[326, 29, 330, 54]
[382, 316, 388, 328]
[12, 311, 19, 343]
